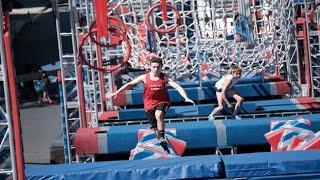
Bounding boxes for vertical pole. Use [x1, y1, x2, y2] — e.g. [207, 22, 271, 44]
[69, 1, 87, 128]
[57, 71, 69, 163]
[93, 0, 108, 111]
[3, 12, 25, 179]
[52, 0, 72, 162]
[304, 2, 315, 97]
[77, 57, 87, 128]
[0, 1, 17, 178]
[302, 3, 312, 97]
[93, 0, 108, 38]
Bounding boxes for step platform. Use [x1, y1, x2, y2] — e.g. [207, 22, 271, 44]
[265, 117, 320, 151]
[117, 102, 256, 120]
[129, 128, 187, 160]
[295, 131, 320, 150]
[264, 118, 313, 151]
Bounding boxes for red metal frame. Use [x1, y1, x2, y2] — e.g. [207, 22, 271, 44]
[93, 0, 108, 107]
[295, 15, 312, 97]
[93, 0, 108, 38]
[299, 16, 312, 97]
[90, 1, 131, 106]
[160, 0, 169, 21]
[303, 22, 312, 97]
[76, 46, 87, 128]
[3, 11, 25, 179]
[145, 1, 181, 33]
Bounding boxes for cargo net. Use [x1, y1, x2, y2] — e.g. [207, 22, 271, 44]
[108, 0, 295, 81]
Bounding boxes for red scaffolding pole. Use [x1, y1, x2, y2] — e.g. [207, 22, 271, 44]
[93, 0, 108, 109]
[3, 11, 25, 179]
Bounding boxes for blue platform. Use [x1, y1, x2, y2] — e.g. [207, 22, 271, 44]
[118, 102, 256, 120]
[141, 76, 285, 89]
[113, 81, 291, 106]
[91, 114, 320, 154]
[117, 98, 320, 120]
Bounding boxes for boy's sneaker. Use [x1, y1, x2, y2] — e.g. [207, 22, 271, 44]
[37, 99, 43, 104]
[159, 137, 170, 154]
[208, 113, 214, 121]
[231, 115, 242, 120]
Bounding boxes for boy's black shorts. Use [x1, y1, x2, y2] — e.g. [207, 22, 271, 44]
[215, 87, 236, 93]
[146, 103, 169, 129]
[215, 87, 222, 92]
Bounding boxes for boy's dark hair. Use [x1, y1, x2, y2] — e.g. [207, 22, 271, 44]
[150, 57, 163, 65]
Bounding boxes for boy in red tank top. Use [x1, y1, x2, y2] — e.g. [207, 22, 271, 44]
[108, 57, 194, 153]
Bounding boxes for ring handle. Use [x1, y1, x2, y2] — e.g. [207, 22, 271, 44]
[89, 16, 127, 48]
[78, 24, 132, 72]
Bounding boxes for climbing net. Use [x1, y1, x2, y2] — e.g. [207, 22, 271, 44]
[105, 0, 296, 80]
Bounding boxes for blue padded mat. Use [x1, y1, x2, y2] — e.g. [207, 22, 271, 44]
[107, 113, 320, 153]
[251, 172, 320, 179]
[25, 151, 320, 179]
[26, 155, 223, 180]
[222, 150, 320, 178]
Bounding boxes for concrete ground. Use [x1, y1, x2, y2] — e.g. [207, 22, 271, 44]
[20, 103, 61, 164]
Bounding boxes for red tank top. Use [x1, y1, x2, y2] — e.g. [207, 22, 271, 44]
[143, 73, 170, 111]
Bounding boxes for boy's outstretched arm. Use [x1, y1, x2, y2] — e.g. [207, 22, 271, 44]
[167, 77, 195, 105]
[107, 74, 145, 99]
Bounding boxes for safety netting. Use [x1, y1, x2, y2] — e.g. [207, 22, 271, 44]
[103, 0, 296, 81]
